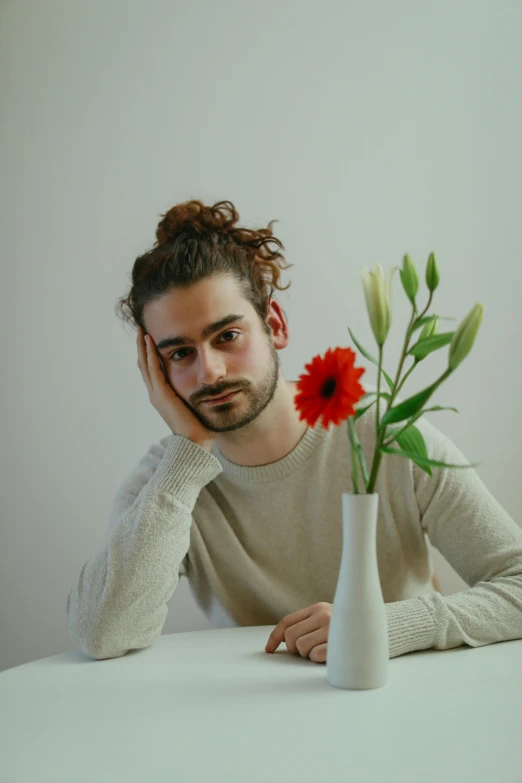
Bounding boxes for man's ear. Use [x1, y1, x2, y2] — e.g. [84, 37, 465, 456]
[265, 298, 289, 350]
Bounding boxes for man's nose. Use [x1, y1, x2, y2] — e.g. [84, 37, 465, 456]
[196, 347, 226, 387]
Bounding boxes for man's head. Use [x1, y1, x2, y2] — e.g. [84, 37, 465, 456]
[116, 200, 294, 432]
[141, 274, 289, 431]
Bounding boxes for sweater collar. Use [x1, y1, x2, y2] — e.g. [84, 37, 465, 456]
[211, 424, 329, 483]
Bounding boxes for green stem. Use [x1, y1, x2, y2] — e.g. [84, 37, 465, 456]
[412, 292, 434, 337]
[390, 309, 420, 401]
[366, 441, 384, 494]
[347, 419, 360, 493]
[366, 345, 385, 493]
[348, 416, 369, 489]
[395, 360, 418, 396]
[366, 291, 434, 494]
[395, 295, 435, 397]
[376, 345, 383, 430]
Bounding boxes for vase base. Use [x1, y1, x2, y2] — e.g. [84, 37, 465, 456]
[327, 676, 387, 691]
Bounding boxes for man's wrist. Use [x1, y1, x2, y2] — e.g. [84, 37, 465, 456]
[188, 437, 215, 453]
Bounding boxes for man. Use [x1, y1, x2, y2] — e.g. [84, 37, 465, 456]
[66, 200, 522, 662]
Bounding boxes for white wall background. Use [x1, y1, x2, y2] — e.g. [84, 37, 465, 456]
[1, 0, 521, 672]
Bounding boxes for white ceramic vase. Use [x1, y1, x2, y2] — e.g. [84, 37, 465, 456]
[327, 492, 389, 690]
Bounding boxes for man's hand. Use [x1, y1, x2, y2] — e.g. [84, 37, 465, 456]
[265, 602, 332, 664]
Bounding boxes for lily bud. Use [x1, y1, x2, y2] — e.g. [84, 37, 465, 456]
[415, 315, 439, 361]
[426, 252, 440, 292]
[360, 264, 397, 346]
[400, 254, 419, 307]
[448, 304, 484, 371]
[419, 315, 439, 340]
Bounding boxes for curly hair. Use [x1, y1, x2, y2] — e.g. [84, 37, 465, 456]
[115, 199, 293, 334]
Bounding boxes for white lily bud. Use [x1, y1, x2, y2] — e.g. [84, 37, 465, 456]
[360, 264, 397, 346]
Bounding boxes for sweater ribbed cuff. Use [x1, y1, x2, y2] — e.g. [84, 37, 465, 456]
[148, 434, 223, 509]
[386, 597, 437, 659]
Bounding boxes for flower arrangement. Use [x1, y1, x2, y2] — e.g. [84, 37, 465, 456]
[294, 253, 484, 494]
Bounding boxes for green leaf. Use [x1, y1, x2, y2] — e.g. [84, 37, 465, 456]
[355, 401, 376, 420]
[408, 331, 455, 359]
[385, 425, 432, 476]
[348, 328, 395, 393]
[379, 380, 440, 427]
[410, 315, 456, 334]
[380, 446, 479, 471]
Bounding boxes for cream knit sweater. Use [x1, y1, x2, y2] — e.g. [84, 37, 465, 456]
[66, 408, 522, 660]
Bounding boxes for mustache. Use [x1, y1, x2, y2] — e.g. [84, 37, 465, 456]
[193, 383, 245, 404]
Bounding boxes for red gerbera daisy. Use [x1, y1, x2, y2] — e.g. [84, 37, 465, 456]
[294, 347, 366, 428]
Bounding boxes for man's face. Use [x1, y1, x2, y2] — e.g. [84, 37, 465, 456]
[143, 275, 281, 433]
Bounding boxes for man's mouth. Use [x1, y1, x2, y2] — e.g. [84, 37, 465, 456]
[202, 390, 241, 405]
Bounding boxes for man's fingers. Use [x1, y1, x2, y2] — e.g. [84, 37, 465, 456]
[136, 328, 152, 395]
[144, 333, 169, 393]
[265, 606, 314, 653]
[146, 335, 158, 369]
[309, 643, 327, 664]
[295, 627, 328, 658]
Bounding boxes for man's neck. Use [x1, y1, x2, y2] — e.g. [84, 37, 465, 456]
[213, 380, 308, 467]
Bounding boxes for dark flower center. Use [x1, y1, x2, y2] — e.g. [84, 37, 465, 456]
[321, 377, 337, 399]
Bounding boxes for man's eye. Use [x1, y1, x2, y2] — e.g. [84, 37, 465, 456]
[220, 330, 239, 343]
[168, 331, 240, 362]
[169, 348, 190, 362]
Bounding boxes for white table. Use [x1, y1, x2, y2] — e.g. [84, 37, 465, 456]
[1, 627, 521, 782]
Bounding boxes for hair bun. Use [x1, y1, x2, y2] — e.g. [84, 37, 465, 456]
[155, 199, 238, 247]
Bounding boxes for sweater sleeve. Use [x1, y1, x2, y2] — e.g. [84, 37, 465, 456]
[385, 415, 522, 659]
[66, 433, 223, 660]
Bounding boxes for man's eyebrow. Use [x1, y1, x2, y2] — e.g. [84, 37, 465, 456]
[155, 314, 246, 353]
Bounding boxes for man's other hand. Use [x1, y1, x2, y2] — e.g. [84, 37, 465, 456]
[265, 602, 332, 664]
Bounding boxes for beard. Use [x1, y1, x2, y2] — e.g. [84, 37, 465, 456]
[186, 339, 281, 433]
